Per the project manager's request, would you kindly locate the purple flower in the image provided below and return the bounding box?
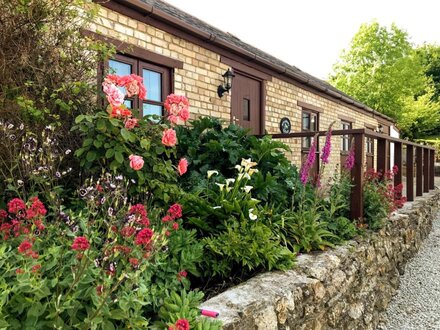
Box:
[300,138,317,185]
[320,127,332,164]
[344,146,355,170]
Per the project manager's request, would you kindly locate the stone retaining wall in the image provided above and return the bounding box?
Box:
[201,190,440,330]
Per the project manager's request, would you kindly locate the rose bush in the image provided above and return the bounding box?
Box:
[73,75,190,204]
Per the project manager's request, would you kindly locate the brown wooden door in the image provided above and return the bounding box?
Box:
[231,72,261,134]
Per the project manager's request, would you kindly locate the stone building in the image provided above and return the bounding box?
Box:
[88,0,395,173]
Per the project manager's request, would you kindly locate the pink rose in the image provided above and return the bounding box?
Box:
[118,74,147,100]
[179,107,190,121]
[104,83,125,107]
[164,94,190,122]
[129,155,144,171]
[162,128,177,147]
[168,114,179,125]
[177,158,188,176]
[125,118,139,129]
[125,81,140,97]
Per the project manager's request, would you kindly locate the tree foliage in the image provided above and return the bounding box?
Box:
[329,22,426,119]
[329,22,440,138]
[416,44,440,102]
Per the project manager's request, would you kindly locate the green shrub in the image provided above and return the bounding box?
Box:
[204,220,295,277]
[320,171,357,242]
[176,117,303,208]
[282,203,336,253]
[182,159,295,279]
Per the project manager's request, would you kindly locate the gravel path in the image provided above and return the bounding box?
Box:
[378,213,440,330]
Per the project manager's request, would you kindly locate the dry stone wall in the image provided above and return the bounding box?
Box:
[201,190,440,330]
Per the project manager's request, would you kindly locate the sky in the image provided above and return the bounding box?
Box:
[164,0,440,80]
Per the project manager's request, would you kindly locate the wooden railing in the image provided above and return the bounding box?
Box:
[265,129,436,222]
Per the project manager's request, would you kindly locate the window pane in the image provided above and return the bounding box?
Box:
[302,113,310,130]
[143,103,162,117]
[124,99,133,109]
[143,69,161,102]
[243,98,250,121]
[311,114,317,131]
[109,60,132,76]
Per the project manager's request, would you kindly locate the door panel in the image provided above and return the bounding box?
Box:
[231,72,261,134]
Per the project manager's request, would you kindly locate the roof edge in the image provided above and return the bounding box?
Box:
[99,0,395,125]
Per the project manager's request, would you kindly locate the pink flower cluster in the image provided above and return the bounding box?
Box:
[299,139,317,185]
[1,197,47,241]
[169,319,190,330]
[165,94,190,125]
[162,203,183,234]
[320,126,332,164]
[72,236,90,251]
[344,145,355,170]
[102,74,146,124]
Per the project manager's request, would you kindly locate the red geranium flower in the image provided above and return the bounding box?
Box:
[31,264,41,273]
[18,240,33,254]
[134,228,153,246]
[0,209,8,222]
[169,319,190,330]
[167,203,182,220]
[7,198,26,215]
[71,236,90,251]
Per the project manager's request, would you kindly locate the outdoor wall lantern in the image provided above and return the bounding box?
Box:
[376,124,384,133]
[217,68,235,97]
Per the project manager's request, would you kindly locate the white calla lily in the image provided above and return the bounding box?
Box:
[207,170,219,179]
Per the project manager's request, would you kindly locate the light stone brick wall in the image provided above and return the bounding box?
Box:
[91,7,384,176]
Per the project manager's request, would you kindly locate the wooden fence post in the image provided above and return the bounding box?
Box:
[406,145,414,201]
[424,148,430,193]
[394,142,402,187]
[377,138,388,176]
[416,147,423,196]
[430,149,435,189]
[350,133,365,222]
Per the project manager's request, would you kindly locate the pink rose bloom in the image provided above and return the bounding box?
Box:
[162,128,177,147]
[125,118,139,129]
[104,83,125,107]
[125,81,140,97]
[177,158,188,176]
[118,74,147,100]
[164,94,181,115]
[164,94,190,120]
[129,155,144,171]
[179,107,190,122]
[168,114,179,125]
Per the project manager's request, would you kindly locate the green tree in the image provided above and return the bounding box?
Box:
[329,22,440,138]
[329,22,426,119]
[416,44,440,102]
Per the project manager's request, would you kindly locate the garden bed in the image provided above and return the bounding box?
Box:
[201,189,440,330]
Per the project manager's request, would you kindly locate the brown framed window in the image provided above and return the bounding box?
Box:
[301,110,319,149]
[366,137,374,154]
[108,54,171,117]
[341,120,352,152]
